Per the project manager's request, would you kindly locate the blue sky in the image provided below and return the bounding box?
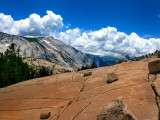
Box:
[0,0,160,57]
[0,0,160,37]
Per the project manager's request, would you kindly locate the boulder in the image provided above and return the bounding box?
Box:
[148,60,160,74]
[40,111,51,119]
[97,99,137,120]
[83,71,92,77]
[107,72,118,83]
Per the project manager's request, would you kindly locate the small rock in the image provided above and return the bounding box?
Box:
[83,71,92,77]
[107,72,118,83]
[148,60,160,74]
[40,111,51,119]
[97,99,137,120]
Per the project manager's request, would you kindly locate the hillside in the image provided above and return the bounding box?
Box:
[0,57,160,120]
[23,58,72,74]
[0,32,105,70]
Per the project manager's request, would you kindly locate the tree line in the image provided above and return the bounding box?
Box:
[0,43,52,88]
[77,62,97,71]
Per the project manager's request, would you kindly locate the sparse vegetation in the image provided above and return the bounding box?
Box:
[24,37,38,42]
[130,50,160,61]
[77,62,97,71]
[156,50,160,58]
[37,66,53,77]
[56,69,72,73]
[157,53,160,58]
[117,59,122,64]
[114,50,160,64]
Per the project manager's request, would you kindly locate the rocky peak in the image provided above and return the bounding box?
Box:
[0,32,105,69]
[120,54,130,61]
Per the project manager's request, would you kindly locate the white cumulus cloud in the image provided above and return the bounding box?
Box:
[1,11,160,58]
[58,26,160,57]
[0,10,63,36]
[58,28,81,45]
[0,14,14,34]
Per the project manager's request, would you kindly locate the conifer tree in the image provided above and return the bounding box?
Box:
[0,43,54,88]
[0,43,36,87]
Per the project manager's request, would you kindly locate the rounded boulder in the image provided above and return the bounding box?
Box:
[148,60,160,74]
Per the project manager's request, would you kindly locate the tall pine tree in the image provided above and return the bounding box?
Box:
[0,43,35,87]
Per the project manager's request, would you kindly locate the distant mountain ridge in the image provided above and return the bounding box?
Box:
[120,55,130,61]
[0,32,106,70]
[92,54,131,66]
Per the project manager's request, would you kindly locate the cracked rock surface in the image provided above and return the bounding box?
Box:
[0,58,160,120]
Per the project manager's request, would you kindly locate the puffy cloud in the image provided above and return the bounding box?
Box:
[58,26,160,57]
[58,28,81,45]
[1,11,160,58]
[0,10,63,36]
[0,14,14,34]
